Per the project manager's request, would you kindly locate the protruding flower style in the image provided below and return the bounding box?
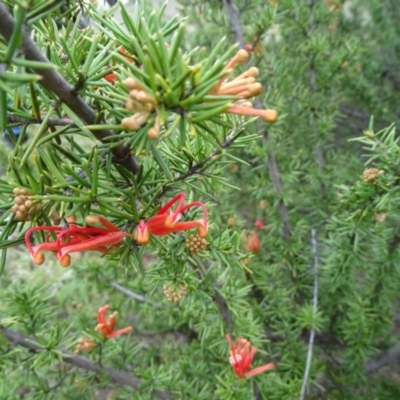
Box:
[243,231,261,252]
[135,193,208,245]
[225,334,275,379]
[95,305,132,339]
[211,50,278,123]
[25,215,134,267]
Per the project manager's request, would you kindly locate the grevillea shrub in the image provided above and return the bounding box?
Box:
[1,1,400,399]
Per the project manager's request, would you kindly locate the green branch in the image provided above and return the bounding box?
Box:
[1,325,171,399]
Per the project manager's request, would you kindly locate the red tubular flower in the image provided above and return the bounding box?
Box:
[95,305,132,339]
[225,334,275,379]
[135,193,208,245]
[243,231,261,252]
[25,215,134,267]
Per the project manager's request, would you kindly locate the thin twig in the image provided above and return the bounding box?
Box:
[7,115,77,127]
[0,3,139,175]
[222,0,245,49]
[1,325,171,399]
[111,282,149,302]
[221,0,291,241]
[307,0,326,198]
[261,125,291,241]
[300,229,319,400]
[111,281,160,308]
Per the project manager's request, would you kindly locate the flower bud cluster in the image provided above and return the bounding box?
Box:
[11,188,41,221]
[363,168,383,183]
[163,283,188,303]
[122,78,160,140]
[185,234,207,254]
[212,50,278,123]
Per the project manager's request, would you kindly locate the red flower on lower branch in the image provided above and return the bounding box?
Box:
[135,193,208,244]
[226,334,275,379]
[95,305,132,339]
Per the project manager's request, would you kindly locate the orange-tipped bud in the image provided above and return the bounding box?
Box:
[121,112,150,131]
[135,91,155,104]
[237,82,263,98]
[224,50,250,71]
[123,77,144,91]
[235,67,259,80]
[121,117,139,130]
[129,90,155,104]
[236,49,249,63]
[125,100,142,112]
[147,126,159,140]
[142,102,154,112]
[245,67,259,78]
[225,104,278,123]
[218,77,257,96]
[129,89,139,99]
[260,109,278,122]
